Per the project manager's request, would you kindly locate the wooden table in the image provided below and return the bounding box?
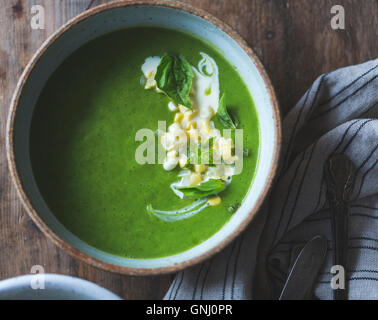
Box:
[0,0,377,299]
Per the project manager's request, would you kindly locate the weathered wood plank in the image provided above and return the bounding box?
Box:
[0,0,377,299]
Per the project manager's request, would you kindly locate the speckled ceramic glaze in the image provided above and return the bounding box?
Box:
[0,274,121,300]
[7,1,281,275]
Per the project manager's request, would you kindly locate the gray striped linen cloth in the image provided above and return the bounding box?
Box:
[164,58,378,300]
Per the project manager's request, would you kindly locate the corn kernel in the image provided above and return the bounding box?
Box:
[189,172,202,186]
[174,113,184,123]
[145,78,156,89]
[179,105,188,113]
[208,196,222,206]
[184,111,194,121]
[186,121,197,130]
[184,109,198,120]
[200,119,212,135]
[160,134,175,151]
[188,128,200,144]
[163,156,178,171]
[167,150,178,159]
[179,155,188,168]
[194,164,207,173]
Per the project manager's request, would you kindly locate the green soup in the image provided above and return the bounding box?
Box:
[30,27,259,259]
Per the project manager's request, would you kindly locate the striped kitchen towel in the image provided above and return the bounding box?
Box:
[165,58,378,300]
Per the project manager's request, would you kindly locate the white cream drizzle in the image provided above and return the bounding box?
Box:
[147,199,209,222]
[191,52,220,117]
[141,56,161,77]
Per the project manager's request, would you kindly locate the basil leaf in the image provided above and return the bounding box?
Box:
[174,179,226,199]
[155,53,194,110]
[217,93,238,129]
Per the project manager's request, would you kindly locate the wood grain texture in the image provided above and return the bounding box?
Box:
[0,0,377,299]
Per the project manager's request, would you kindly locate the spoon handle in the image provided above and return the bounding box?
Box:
[324,154,356,300]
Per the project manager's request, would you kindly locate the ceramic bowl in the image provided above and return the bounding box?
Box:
[0,274,121,300]
[7,0,280,275]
